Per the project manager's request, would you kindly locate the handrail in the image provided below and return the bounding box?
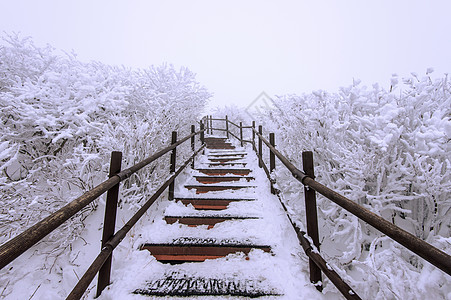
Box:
[251,127,308,182]
[67,144,206,300]
[252,127,451,276]
[210,126,241,141]
[0,129,205,270]
[228,130,240,141]
[298,231,360,299]
[227,119,241,128]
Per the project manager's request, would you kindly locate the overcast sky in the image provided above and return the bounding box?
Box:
[1,0,450,110]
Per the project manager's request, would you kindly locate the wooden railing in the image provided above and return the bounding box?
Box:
[0,122,206,299]
[205,115,451,300]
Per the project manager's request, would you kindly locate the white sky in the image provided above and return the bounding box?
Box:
[1,0,450,110]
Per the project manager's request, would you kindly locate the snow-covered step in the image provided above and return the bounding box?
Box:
[207,149,246,154]
[133,273,281,297]
[204,137,236,149]
[206,144,236,149]
[139,240,271,263]
[208,162,247,167]
[185,184,256,193]
[208,152,247,157]
[208,157,244,163]
[194,175,254,184]
[164,216,260,228]
[196,168,252,176]
[204,137,228,142]
[174,197,256,210]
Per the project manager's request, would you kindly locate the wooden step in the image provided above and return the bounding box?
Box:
[205,137,227,142]
[206,144,236,149]
[208,162,247,167]
[185,185,255,194]
[164,216,259,228]
[194,176,254,184]
[205,138,231,144]
[133,274,280,297]
[207,150,245,154]
[175,197,255,210]
[133,274,281,297]
[208,153,246,157]
[209,157,243,163]
[196,168,251,176]
[140,243,271,263]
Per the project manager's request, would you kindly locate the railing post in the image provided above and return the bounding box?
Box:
[269,133,276,194]
[97,151,122,297]
[252,121,256,152]
[258,125,263,168]
[205,116,209,135]
[200,121,205,144]
[240,122,243,147]
[225,115,229,139]
[302,151,322,291]
[191,125,195,169]
[168,131,177,200]
[210,115,213,135]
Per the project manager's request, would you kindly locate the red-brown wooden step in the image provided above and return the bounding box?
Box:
[205,137,227,141]
[185,185,255,194]
[208,153,246,157]
[204,138,231,145]
[208,163,247,167]
[206,144,236,149]
[140,243,271,263]
[196,169,251,176]
[164,216,259,229]
[175,197,255,210]
[208,157,243,163]
[194,176,254,184]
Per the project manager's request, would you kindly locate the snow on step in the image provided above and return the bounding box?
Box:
[194,175,255,184]
[185,184,256,193]
[196,168,252,176]
[164,215,260,228]
[208,162,247,167]
[174,197,256,210]
[140,241,271,263]
[208,153,247,157]
[133,273,281,297]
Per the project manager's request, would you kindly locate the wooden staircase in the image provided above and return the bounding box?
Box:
[106,136,311,298]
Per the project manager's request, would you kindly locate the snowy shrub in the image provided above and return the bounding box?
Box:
[0,33,210,295]
[257,73,450,298]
